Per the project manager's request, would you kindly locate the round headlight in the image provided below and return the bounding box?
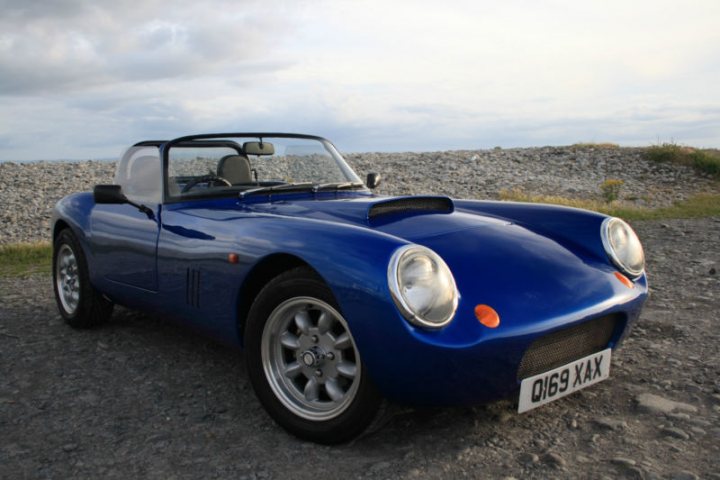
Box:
[601,217,645,277]
[388,245,459,329]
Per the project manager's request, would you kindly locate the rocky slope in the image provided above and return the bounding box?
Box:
[1,146,718,244]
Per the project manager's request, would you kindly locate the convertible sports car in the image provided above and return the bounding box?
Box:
[52,133,648,443]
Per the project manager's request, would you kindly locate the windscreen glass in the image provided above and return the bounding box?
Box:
[166,137,361,199]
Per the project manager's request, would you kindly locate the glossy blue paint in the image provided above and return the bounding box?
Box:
[52,174,648,407]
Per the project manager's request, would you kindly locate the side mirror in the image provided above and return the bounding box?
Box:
[366,172,381,189]
[94,184,127,204]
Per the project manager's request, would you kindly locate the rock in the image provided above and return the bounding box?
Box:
[670,472,699,480]
[661,427,690,440]
[517,452,539,465]
[369,461,391,473]
[542,452,566,468]
[611,457,637,467]
[635,393,698,414]
[593,417,628,431]
[62,443,78,452]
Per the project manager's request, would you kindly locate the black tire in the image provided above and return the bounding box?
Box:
[245,267,382,444]
[52,229,113,328]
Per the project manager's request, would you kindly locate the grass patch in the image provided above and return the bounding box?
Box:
[644,143,720,178]
[498,190,720,221]
[0,242,52,277]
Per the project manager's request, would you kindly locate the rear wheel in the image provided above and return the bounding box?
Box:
[245,267,381,444]
[53,229,113,328]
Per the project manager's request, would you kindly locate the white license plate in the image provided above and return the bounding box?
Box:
[518,348,611,413]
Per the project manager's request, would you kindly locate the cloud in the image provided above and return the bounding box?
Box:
[0,0,294,95]
[0,0,719,161]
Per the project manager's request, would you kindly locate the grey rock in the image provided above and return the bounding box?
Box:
[661,427,690,440]
[593,417,628,431]
[542,452,566,468]
[611,457,637,467]
[369,461,391,473]
[635,393,698,414]
[517,452,539,465]
[670,472,699,480]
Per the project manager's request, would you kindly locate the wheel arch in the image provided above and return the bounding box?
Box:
[237,253,324,346]
[53,219,71,241]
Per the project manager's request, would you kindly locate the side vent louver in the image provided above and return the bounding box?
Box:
[186,268,201,308]
[368,196,454,220]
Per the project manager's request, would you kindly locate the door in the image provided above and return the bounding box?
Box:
[90,147,163,292]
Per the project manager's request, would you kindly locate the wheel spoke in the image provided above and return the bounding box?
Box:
[283,361,303,379]
[317,311,333,334]
[303,377,319,401]
[336,361,357,379]
[280,331,300,350]
[325,378,344,402]
[334,332,352,350]
[294,310,312,335]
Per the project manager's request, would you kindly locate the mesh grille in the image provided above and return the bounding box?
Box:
[517,315,618,380]
[368,197,453,219]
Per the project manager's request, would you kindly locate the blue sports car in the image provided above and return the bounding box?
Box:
[52,133,648,443]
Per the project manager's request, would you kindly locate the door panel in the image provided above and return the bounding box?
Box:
[90,203,161,292]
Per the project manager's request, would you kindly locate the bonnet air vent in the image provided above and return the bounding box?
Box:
[368,196,454,220]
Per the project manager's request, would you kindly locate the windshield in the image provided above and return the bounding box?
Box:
[166,136,362,200]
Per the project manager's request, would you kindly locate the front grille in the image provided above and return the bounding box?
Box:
[517,315,618,380]
[368,197,453,219]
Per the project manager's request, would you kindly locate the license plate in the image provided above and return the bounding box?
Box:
[518,348,611,413]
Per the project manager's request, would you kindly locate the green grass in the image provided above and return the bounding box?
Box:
[498,190,720,221]
[0,242,52,277]
[644,143,720,178]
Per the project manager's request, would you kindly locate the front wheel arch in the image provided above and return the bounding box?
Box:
[237,253,320,346]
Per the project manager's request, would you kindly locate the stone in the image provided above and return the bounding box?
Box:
[611,457,636,467]
[661,427,690,440]
[593,417,628,431]
[542,452,566,468]
[517,452,539,465]
[670,472,699,480]
[635,393,698,414]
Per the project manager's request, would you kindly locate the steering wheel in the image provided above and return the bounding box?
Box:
[181,175,232,193]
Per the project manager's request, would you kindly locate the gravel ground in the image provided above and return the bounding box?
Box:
[1,217,719,479]
[1,146,718,244]
[1,148,719,478]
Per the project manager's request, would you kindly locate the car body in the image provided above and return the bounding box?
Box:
[52,133,648,443]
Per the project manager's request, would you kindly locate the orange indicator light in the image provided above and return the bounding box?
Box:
[228,253,239,264]
[614,271,634,288]
[474,304,500,328]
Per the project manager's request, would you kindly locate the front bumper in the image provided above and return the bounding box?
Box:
[342,274,647,407]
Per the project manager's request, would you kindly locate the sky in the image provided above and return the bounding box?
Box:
[0,0,718,161]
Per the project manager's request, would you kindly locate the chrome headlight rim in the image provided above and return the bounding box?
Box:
[387,244,459,330]
[601,217,645,278]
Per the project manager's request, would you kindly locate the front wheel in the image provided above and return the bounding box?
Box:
[245,267,381,444]
[53,229,113,328]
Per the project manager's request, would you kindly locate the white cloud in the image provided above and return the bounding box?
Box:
[0,0,718,160]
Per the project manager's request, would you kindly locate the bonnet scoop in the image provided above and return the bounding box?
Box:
[367,196,454,221]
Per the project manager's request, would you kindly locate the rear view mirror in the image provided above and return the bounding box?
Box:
[94,184,127,204]
[366,172,381,189]
[243,141,275,156]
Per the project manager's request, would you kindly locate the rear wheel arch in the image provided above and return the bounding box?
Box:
[53,219,71,241]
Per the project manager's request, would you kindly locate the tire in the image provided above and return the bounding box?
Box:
[53,229,113,328]
[245,267,382,444]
